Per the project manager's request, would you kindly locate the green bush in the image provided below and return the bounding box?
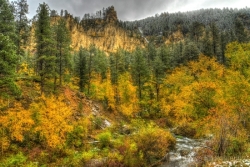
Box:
[67,125,85,148]
[1,152,27,167]
[97,131,112,148]
[226,137,246,156]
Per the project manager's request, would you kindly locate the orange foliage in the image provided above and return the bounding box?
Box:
[31,95,73,148]
[205,100,248,155]
[0,102,34,153]
[117,73,139,117]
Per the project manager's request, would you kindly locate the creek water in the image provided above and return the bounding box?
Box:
[160,136,206,167]
[138,27,149,43]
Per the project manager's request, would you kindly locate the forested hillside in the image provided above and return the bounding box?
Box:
[1,0,250,166]
[122,8,250,37]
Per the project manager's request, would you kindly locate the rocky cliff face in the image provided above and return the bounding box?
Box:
[27,6,145,54]
[69,6,145,53]
[70,23,144,53]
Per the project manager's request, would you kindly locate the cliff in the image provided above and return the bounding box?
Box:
[27,6,145,54]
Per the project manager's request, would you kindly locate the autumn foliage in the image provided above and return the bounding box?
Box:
[3,0,250,165]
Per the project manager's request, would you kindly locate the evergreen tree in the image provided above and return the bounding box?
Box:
[110,50,128,103]
[202,28,213,57]
[54,17,71,90]
[220,31,228,64]
[147,42,157,64]
[152,55,166,101]
[76,47,87,92]
[92,49,108,81]
[190,21,204,44]
[174,41,184,64]
[182,41,200,62]
[0,0,16,41]
[110,50,126,85]
[0,0,20,97]
[159,45,175,69]
[234,18,248,43]
[229,29,237,42]
[35,3,56,95]
[210,22,222,60]
[110,53,119,86]
[12,0,29,56]
[0,34,20,97]
[86,45,95,95]
[131,48,149,100]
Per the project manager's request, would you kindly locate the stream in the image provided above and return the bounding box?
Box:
[138,27,149,43]
[160,136,206,167]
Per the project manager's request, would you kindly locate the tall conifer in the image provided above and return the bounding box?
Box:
[54,17,71,90]
[131,48,149,100]
[35,3,56,94]
[12,0,29,56]
[0,0,20,96]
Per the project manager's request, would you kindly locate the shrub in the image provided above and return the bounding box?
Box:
[1,152,27,167]
[133,126,175,166]
[98,131,112,149]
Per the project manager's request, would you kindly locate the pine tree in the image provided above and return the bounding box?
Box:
[174,41,184,64]
[159,45,173,69]
[12,0,29,56]
[234,18,248,43]
[92,49,108,81]
[0,34,20,97]
[110,50,126,85]
[86,45,95,95]
[131,48,149,100]
[109,50,127,103]
[0,0,20,97]
[54,17,71,91]
[220,31,228,64]
[0,0,16,41]
[109,53,118,86]
[35,3,56,95]
[147,42,157,64]
[182,41,200,63]
[202,28,213,57]
[210,22,222,60]
[190,21,204,44]
[75,47,87,92]
[152,55,166,101]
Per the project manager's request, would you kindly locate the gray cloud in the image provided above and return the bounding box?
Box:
[27,0,249,21]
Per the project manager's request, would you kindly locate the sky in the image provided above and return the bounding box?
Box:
[24,0,249,21]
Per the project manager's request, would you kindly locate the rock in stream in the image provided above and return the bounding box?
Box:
[160,136,206,167]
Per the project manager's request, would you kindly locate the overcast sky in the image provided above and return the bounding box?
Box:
[25,0,249,21]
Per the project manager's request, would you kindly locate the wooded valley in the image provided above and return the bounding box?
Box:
[1,0,250,166]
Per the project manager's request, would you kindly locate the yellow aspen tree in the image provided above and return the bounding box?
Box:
[89,72,105,99]
[31,95,73,148]
[89,72,116,111]
[205,100,247,156]
[225,42,250,77]
[117,73,139,117]
[0,102,34,153]
[161,55,224,129]
[161,66,195,125]
[104,77,116,111]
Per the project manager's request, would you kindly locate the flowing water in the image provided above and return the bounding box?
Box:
[138,27,149,43]
[160,136,206,167]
